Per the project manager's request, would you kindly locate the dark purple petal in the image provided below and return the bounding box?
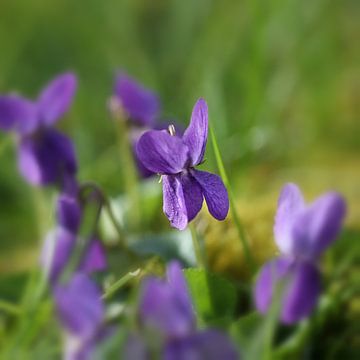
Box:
[17,129,77,186]
[57,194,82,233]
[164,330,238,360]
[274,183,305,256]
[182,98,208,166]
[191,170,229,221]
[179,173,203,222]
[254,257,321,324]
[80,239,107,273]
[0,95,38,135]
[139,276,195,337]
[291,192,346,259]
[55,273,104,339]
[162,175,188,230]
[37,72,77,125]
[41,228,76,283]
[136,130,189,174]
[114,73,160,126]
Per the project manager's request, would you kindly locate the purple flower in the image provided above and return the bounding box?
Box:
[136,99,229,230]
[54,273,105,360]
[41,193,107,284]
[113,73,160,127]
[254,183,346,324]
[139,262,196,338]
[0,73,77,186]
[126,261,238,359]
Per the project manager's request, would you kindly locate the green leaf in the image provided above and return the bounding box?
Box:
[184,268,237,327]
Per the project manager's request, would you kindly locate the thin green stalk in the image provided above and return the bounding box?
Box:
[209,126,256,272]
[189,223,205,268]
[102,269,141,300]
[0,299,21,316]
[110,100,141,230]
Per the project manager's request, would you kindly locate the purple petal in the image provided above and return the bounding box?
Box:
[80,239,107,273]
[274,183,305,256]
[254,257,321,324]
[179,173,203,222]
[166,261,194,319]
[292,192,346,259]
[124,334,148,360]
[136,130,189,174]
[162,175,188,230]
[57,194,82,233]
[17,129,77,186]
[37,72,77,125]
[182,98,208,166]
[114,73,160,126]
[139,277,195,337]
[54,273,104,339]
[41,227,76,283]
[0,95,38,135]
[164,330,238,360]
[191,170,229,221]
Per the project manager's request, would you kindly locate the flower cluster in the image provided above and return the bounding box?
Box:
[0,72,348,359]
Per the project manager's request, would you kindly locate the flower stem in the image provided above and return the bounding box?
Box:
[209,126,256,273]
[102,269,141,300]
[110,102,142,230]
[189,223,205,268]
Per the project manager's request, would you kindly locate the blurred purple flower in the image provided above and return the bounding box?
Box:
[0,73,78,187]
[114,73,160,127]
[42,193,107,284]
[126,261,238,360]
[136,99,229,230]
[54,273,106,360]
[254,183,346,324]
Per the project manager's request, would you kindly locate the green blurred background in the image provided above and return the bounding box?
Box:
[0,0,359,273]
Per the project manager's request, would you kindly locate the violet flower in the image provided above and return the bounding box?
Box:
[125,261,238,360]
[254,183,346,324]
[0,73,77,187]
[42,193,107,284]
[54,273,106,360]
[113,73,160,127]
[136,99,229,230]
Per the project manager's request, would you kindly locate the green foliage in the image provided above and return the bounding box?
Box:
[184,268,237,327]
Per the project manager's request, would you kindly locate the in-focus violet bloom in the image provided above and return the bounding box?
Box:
[254,183,346,324]
[0,73,77,186]
[136,99,229,230]
[41,193,107,284]
[54,273,106,360]
[125,261,238,360]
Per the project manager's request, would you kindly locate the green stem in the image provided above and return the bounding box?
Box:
[189,223,205,268]
[0,299,21,316]
[209,126,256,272]
[102,269,141,300]
[110,101,141,230]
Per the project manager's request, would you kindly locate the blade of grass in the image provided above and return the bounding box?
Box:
[209,126,256,273]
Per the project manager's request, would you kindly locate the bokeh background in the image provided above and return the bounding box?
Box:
[0,0,358,277]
